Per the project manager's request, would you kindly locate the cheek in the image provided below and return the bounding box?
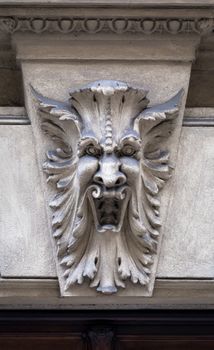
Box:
[77,156,99,187]
[120,157,141,184]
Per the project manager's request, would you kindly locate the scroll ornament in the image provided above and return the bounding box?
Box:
[33,80,183,295]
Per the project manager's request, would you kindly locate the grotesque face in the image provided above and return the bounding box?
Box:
[34,80,182,295]
[77,131,141,233]
[67,80,148,240]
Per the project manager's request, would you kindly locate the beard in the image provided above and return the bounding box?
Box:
[60,182,156,294]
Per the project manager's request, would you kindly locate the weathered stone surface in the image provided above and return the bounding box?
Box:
[20,59,191,297]
[0,0,213,309]
[14,34,199,62]
[31,79,183,296]
[0,106,26,116]
[22,61,190,105]
[0,279,214,308]
[184,107,214,118]
[0,0,214,6]
[157,127,214,278]
[1,124,213,282]
[0,125,56,277]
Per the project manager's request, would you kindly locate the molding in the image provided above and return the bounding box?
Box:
[183,117,214,127]
[1,1,214,7]
[184,107,214,117]
[0,117,30,125]
[0,107,26,115]
[0,16,213,35]
[0,278,213,308]
[1,108,214,126]
[0,107,29,125]
[1,117,214,127]
[183,107,214,126]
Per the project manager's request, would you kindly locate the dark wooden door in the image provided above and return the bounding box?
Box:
[0,310,214,350]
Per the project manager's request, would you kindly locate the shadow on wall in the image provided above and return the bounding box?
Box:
[186,67,214,107]
[0,68,24,106]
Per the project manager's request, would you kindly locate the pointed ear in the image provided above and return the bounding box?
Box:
[134,89,184,133]
[31,85,82,132]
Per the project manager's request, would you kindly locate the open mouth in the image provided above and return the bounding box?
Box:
[88,185,130,232]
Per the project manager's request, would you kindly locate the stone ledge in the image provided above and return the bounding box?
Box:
[0,107,29,124]
[184,108,214,125]
[0,279,213,308]
[1,107,213,126]
[184,107,214,117]
[0,1,214,7]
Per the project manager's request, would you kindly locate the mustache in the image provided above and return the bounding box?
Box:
[87,184,130,200]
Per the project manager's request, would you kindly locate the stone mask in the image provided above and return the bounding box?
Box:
[33,80,183,294]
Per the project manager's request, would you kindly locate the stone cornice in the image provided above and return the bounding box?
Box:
[1,1,214,8]
[0,16,213,35]
[0,278,213,308]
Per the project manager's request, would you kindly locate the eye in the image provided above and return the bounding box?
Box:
[85,144,101,157]
[121,144,136,157]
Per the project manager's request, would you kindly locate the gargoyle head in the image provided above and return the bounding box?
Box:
[33,80,183,294]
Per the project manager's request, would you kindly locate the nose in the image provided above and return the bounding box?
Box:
[93,155,126,188]
[94,173,126,188]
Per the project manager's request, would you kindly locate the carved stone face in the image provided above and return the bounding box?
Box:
[67,80,149,241]
[77,131,141,233]
[33,80,183,295]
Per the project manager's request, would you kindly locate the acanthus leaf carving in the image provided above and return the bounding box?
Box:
[32,80,183,295]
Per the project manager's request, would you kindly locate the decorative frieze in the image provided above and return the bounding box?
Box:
[0,16,213,35]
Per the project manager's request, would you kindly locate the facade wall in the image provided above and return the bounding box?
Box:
[0,1,213,308]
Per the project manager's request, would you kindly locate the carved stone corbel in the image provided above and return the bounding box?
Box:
[32,80,183,296]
